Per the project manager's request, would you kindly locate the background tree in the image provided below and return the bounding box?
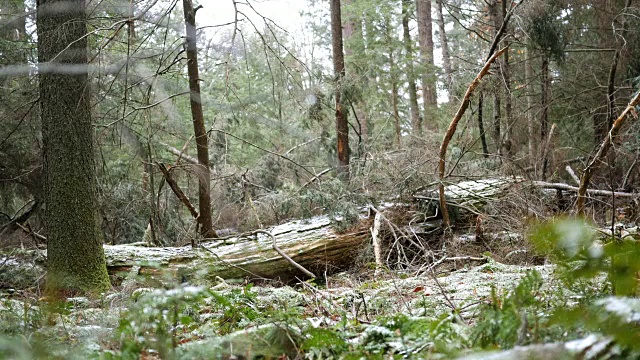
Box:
[416,0,437,131]
[182,0,216,239]
[331,0,349,179]
[37,0,110,294]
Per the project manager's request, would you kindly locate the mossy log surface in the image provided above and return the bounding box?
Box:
[105,216,369,282]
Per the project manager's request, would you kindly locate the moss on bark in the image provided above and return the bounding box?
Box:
[37,0,111,294]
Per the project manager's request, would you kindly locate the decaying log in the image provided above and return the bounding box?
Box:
[416,178,639,221]
[104,216,368,282]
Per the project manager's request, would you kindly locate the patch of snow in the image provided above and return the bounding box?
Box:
[565,334,601,352]
[595,296,640,323]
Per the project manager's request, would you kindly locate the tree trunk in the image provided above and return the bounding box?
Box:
[416,0,437,131]
[392,69,401,147]
[402,0,422,134]
[540,58,550,151]
[37,0,110,294]
[342,0,369,149]
[501,0,513,158]
[182,0,216,239]
[525,47,537,165]
[478,92,489,157]
[331,0,349,180]
[493,89,501,153]
[386,15,401,147]
[489,0,501,153]
[434,0,453,93]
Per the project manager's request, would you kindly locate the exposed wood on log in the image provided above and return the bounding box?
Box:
[577,92,640,214]
[371,212,383,270]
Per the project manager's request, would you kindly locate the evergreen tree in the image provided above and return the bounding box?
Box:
[37,0,111,294]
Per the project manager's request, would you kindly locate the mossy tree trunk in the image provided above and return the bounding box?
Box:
[37,0,110,294]
[331,0,349,180]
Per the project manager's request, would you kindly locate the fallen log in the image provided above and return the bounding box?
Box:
[105,216,369,282]
[414,177,639,220]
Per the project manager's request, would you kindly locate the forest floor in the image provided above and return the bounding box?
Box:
[1,181,640,358]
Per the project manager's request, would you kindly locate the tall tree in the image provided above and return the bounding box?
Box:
[37,0,110,294]
[342,0,369,147]
[182,0,216,238]
[489,0,501,152]
[331,0,349,179]
[501,0,513,157]
[434,0,453,93]
[385,14,401,146]
[416,0,437,131]
[402,0,422,133]
[525,47,536,164]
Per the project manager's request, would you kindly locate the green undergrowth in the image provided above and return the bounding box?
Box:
[2,219,640,358]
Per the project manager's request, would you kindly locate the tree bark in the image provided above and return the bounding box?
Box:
[502,0,513,158]
[386,15,401,147]
[402,0,422,133]
[477,92,489,157]
[392,72,401,147]
[416,0,437,131]
[493,88,501,153]
[434,0,453,93]
[489,0,501,153]
[331,0,349,180]
[525,47,537,165]
[182,0,216,239]
[540,58,550,150]
[37,0,111,294]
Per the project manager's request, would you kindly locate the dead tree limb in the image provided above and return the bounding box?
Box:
[257,229,316,278]
[531,181,638,198]
[438,47,507,229]
[577,92,640,215]
[159,140,198,165]
[157,162,199,219]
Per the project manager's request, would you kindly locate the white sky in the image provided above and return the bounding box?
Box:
[198,0,305,32]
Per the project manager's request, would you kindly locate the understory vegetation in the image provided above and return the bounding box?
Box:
[2,220,640,359]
